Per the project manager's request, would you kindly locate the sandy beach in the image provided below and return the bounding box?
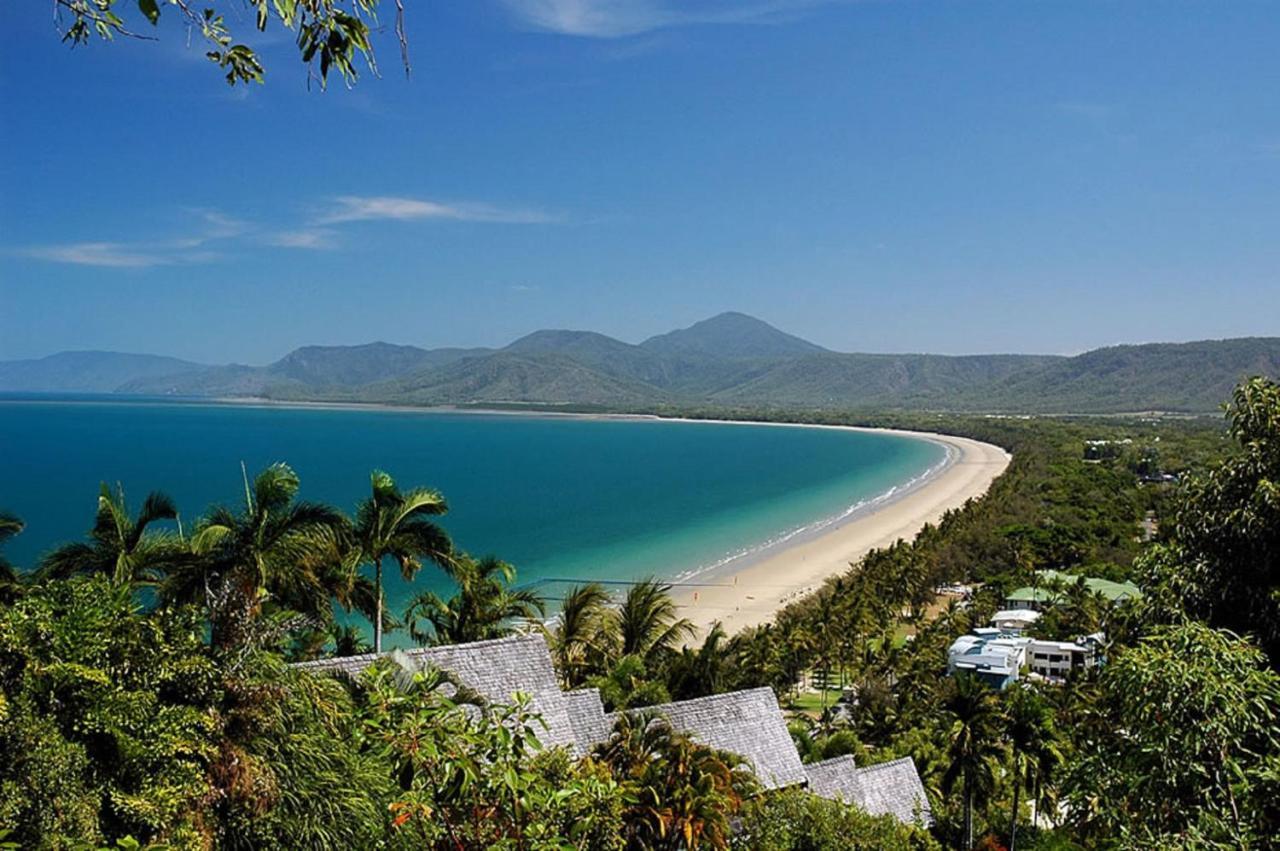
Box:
[669,427,1010,635]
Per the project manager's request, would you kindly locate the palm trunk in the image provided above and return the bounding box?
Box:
[1009,748,1021,851]
[374,556,383,654]
[963,776,973,851]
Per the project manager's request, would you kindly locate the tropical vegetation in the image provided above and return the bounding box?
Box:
[2,377,1280,848]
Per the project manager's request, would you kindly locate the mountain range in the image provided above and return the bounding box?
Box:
[2,312,1277,414]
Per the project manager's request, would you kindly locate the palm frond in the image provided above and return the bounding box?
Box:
[191,522,235,555]
[390,487,448,525]
[37,541,101,580]
[253,462,301,514]
[131,491,179,542]
[0,511,25,543]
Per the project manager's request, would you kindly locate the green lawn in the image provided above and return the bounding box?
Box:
[785,689,845,716]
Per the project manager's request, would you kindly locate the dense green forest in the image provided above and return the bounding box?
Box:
[1,379,1278,849]
[4,313,1278,413]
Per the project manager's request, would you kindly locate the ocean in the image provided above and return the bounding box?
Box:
[0,396,944,634]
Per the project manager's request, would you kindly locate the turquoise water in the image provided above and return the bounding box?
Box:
[0,397,944,631]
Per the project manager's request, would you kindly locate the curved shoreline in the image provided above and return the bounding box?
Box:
[664,424,1010,636]
[2,396,1010,636]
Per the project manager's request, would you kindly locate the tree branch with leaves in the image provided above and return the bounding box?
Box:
[53,0,409,86]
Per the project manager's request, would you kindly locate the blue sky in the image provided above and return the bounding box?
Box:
[3,1,1279,364]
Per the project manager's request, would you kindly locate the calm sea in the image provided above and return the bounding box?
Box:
[0,396,943,634]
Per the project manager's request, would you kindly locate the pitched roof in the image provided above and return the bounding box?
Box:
[1006,570,1141,604]
[293,633,581,752]
[635,687,807,790]
[564,688,613,748]
[804,756,932,826]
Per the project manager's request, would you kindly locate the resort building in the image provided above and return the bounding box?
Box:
[296,633,932,827]
[947,614,1107,688]
[1004,569,1141,612]
[1027,633,1105,682]
[946,627,1031,689]
[990,608,1041,633]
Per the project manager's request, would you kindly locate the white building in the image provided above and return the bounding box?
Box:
[1027,633,1104,682]
[990,608,1041,634]
[947,628,1031,690]
[948,620,1104,689]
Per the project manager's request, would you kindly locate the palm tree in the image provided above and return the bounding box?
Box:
[330,621,373,656]
[613,578,694,668]
[353,470,453,653]
[594,710,754,850]
[163,462,354,649]
[403,555,544,645]
[40,483,185,587]
[1005,687,1063,848]
[734,623,782,692]
[666,622,730,700]
[0,512,25,604]
[942,673,1006,851]
[547,582,613,688]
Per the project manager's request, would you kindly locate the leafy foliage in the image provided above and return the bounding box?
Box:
[594,710,756,850]
[0,514,24,605]
[54,0,400,86]
[0,578,217,847]
[731,787,941,850]
[1064,623,1280,848]
[358,659,626,849]
[1140,377,1280,665]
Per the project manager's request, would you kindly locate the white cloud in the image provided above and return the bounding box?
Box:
[16,208,249,268]
[317,195,558,225]
[20,242,176,269]
[263,228,338,249]
[499,0,839,37]
[12,195,557,269]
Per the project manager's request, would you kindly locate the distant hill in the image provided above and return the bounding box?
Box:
[120,342,494,397]
[271,342,437,387]
[707,352,1063,409]
[974,337,1280,413]
[361,352,670,407]
[0,351,208,393]
[641,312,826,359]
[4,315,1279,413]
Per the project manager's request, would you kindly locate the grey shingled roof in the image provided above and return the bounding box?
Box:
[633,687,807,790]
[804,756,932,826]
[564,688,613,747]
[293,633,580,752]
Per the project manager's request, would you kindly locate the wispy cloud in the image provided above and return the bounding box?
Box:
[14,194,558,268]
[262,228,338,249]
[498,0,841,37]
[16,208,245,268]
[19,242,176,269]
[316,195,559,225]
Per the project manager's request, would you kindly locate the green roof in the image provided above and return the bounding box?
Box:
[1007,570,1141,604]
